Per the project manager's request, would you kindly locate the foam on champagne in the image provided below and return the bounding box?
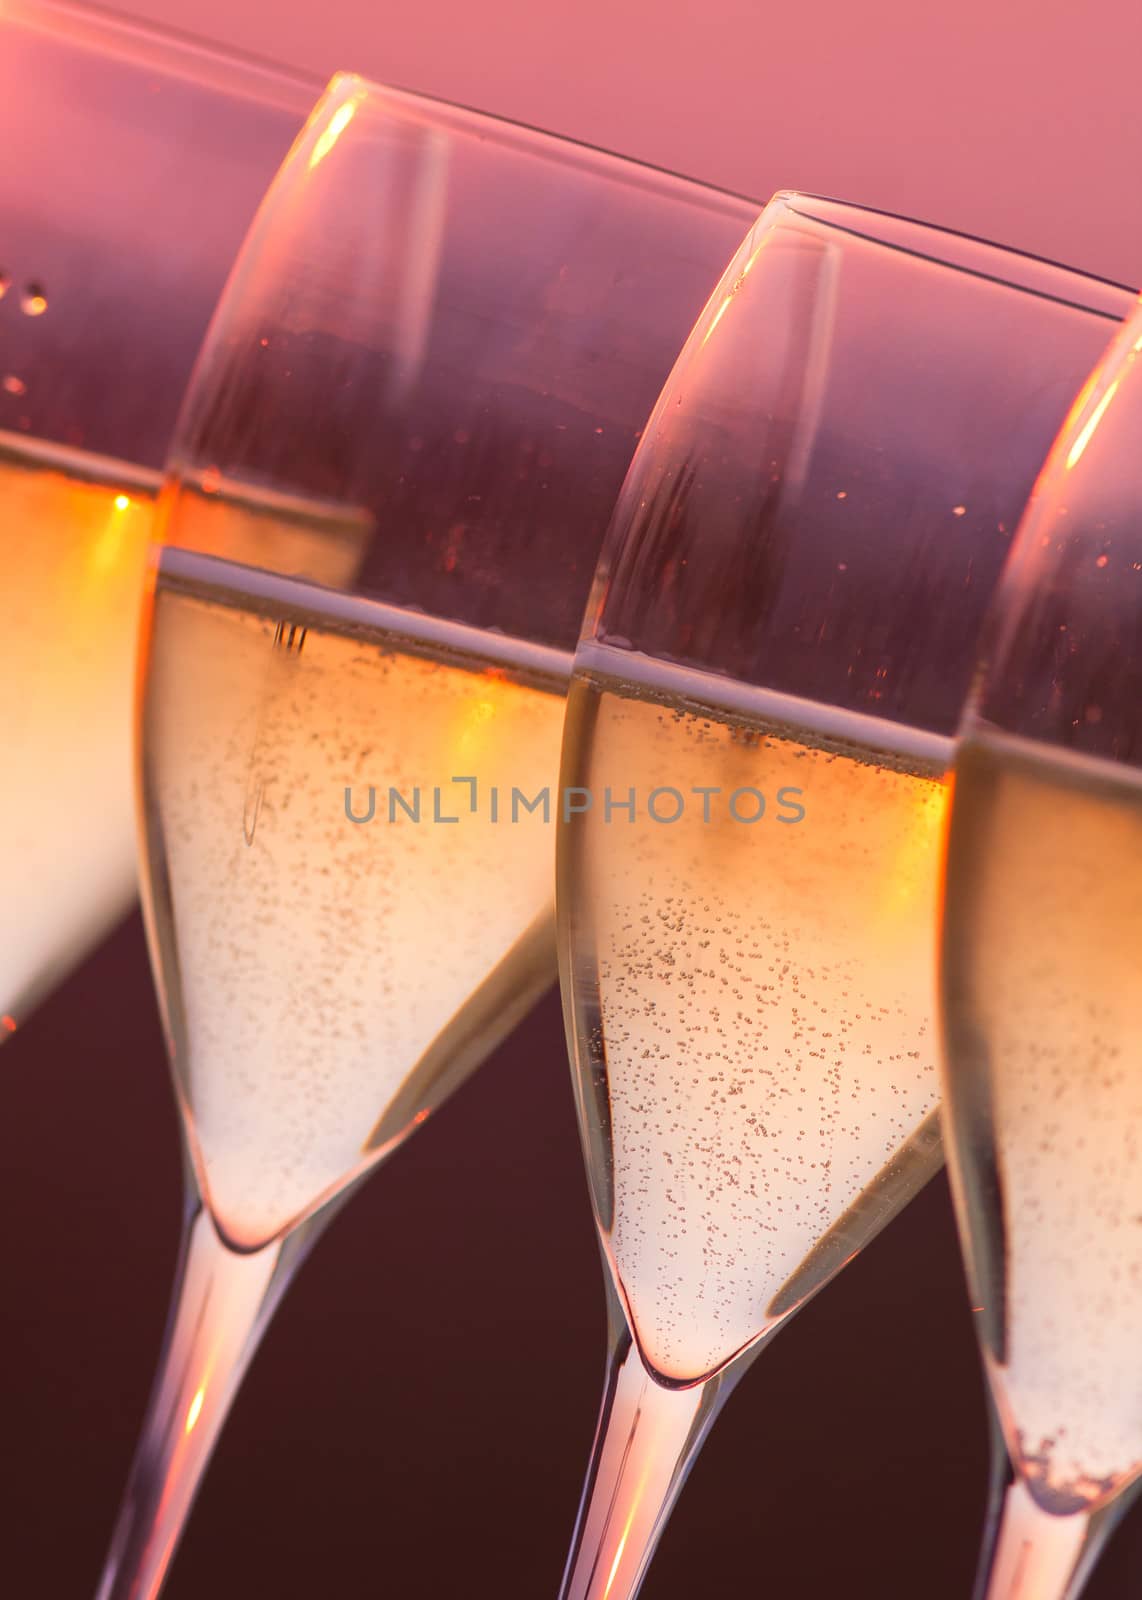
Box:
[143,535,569,1249]
[943,732,1142,1513]
[561,643,951,1381]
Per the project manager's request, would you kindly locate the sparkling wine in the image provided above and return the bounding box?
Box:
[942,731,1142,1514]
[560,643,950,1381]
[142,528,569,1249]
[0,432,158,1031]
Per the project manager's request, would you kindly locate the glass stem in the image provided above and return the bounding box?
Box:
[975,1479,1113,1600]
[558,1321,739,1600]
[95,1193,330,1600]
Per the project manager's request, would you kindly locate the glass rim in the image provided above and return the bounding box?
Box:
[7,0,320,106]
[7,4,760,217]
[13,4,1130,312]
[773,190,1134,320]
[8,3,764,216]
[315,69,761,218]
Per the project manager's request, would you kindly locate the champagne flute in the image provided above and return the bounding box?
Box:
[96,74,759,1600]
[555,194,1135,1600]
[0,0,317,1034]
[940,295,1142,1599]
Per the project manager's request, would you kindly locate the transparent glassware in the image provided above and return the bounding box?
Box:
[0,0,317,1035]
[95,73,760,1600]
[940,295,1142,1600]
[554,194,1135,1600]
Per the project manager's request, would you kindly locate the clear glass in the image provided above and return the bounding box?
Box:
[97,73,760,1599]
[555,193,1135,1600]
[0,0,317,1035]
[940,294,1142,1600]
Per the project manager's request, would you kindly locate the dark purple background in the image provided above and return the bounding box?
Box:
[2,917,1141,1597]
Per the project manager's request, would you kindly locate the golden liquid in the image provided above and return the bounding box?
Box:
[143,542,569,1249]
[942,732,1142,1513]
[560,645,950,1381]
[0,432,157,1029]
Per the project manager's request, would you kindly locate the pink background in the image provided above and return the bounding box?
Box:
[127,0,1142,287]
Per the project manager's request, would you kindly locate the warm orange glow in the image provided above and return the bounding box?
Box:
[453,687,503,760]
[1,1014,15,1034]
[603,1531,630,1597]
[184,1385,206,1435]
[699,238,764,351]
[601,1449,659,1597]
[699,293,733,349]
[1,374,26,396]
[1057,364,1104,448]
[88,507,130,577]
[1065,380,1120,472]
[20,289,48,317]
[309,100,357,171]
[933,767,957,932]
[115,493,131,511]
[875,775,951,928]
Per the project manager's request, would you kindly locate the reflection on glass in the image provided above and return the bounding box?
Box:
[554,194,1134,1600]
[93,73,761,1600]
[0,0,315,1028]
[941,296,1142,1600]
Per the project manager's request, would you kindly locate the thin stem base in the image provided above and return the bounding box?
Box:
[976,1479,1115,1600]
[95,1198,327,1600]
[559,1330,739,1600]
